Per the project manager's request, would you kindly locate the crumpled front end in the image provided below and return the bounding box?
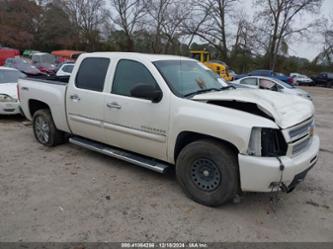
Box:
[239,117,320,192]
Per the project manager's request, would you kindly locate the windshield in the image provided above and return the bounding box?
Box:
[154,60,223,97]
[275,79,295,89]
[0,70,26,84]
[33,54,56,64]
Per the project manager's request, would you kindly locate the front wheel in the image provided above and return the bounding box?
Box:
[33,109,65,147]
[176,139,239,207]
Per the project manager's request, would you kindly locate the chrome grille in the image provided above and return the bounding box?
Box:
[284,118,315,156]
[288,119,313,141]
[292,137,311,155]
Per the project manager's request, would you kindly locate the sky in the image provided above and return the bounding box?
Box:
[238,0,333,61]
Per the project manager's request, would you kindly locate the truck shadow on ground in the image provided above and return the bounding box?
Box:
[81,147,288,211]
[0,114,25,123]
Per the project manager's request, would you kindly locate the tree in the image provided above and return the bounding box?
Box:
[109,0,145,51]
[184,0,239,63]
[142,0,190,54]
[62,0,108,50]
[34,2,77,51]
[255,0,322,70]
[0,0,41,49]
[314,15,333,66]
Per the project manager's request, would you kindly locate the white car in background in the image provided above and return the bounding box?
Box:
[56,63,74,77]
[290,73,314,86]
[232,76,312,100]
[0,67,26,115]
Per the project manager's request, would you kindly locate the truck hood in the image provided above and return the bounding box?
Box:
[0,83,18,99]
[192,89,314,129]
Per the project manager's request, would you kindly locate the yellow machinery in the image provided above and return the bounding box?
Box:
[191,50,233,81]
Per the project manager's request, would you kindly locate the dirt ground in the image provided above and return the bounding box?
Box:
[0,87,332,242]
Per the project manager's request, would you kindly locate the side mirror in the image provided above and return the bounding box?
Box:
[130,84,163,103]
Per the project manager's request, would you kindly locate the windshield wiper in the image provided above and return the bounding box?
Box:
[184,88,223,97]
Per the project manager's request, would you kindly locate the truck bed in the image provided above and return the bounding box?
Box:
[18,77,70,133]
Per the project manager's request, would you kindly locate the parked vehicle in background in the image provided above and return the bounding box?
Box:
[32,52,57,75]
[191,50,233,81]
[228,69,237,79]
[311,72,333,88]
[0,48,20,66]
[5,57,44,76]
[232,76,312,100]
[0,67,26,115]
[22,50,40,59]
[290,73,314,86]
[56,62,74,77]
[235,69,294,85]
[52,50,84,63]
[18,52,319,207]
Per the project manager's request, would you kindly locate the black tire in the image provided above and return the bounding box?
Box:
[32,109,65,147]
[176,139,239,207]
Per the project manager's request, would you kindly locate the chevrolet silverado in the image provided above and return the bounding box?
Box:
[18,52,320,206]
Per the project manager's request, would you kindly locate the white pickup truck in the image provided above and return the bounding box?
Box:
[18,52,320,206]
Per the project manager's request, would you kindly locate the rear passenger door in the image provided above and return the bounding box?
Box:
[66,57,110,143]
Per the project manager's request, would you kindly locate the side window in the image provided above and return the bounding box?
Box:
[75,58,110,92]
[259,79,275,89]
[240,78,257,86]
[63,65,74,73]
[112,59,159,97]
[192,53,201,61]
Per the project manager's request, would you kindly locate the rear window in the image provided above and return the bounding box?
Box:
[63,65,74,73]
[75,58,110,92]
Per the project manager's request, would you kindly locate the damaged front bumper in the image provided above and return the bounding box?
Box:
[238,135,320,192]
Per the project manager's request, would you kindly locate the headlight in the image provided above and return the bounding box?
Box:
[248,127,287,157]
[0,94,16,103]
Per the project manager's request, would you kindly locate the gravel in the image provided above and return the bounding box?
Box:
[0,87,332,242]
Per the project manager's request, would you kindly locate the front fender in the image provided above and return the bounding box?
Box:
[167,98,278,163]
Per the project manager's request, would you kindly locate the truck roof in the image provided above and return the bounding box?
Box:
[82,52,195,62]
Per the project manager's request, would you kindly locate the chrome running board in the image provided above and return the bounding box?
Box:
[69,136,170,174]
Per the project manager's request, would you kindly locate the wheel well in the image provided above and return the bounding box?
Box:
[29,100,50,117]
[174,131,239,162]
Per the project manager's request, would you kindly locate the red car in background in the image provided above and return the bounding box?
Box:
[0,48,20,66]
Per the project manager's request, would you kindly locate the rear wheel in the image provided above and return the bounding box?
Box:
[176,139,239,207]
[33,109,65,146]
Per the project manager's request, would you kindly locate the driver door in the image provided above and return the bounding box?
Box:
[104,59,170,161]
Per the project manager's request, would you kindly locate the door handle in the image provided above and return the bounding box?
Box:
[107,102,121,109]
[70,94,81,101]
